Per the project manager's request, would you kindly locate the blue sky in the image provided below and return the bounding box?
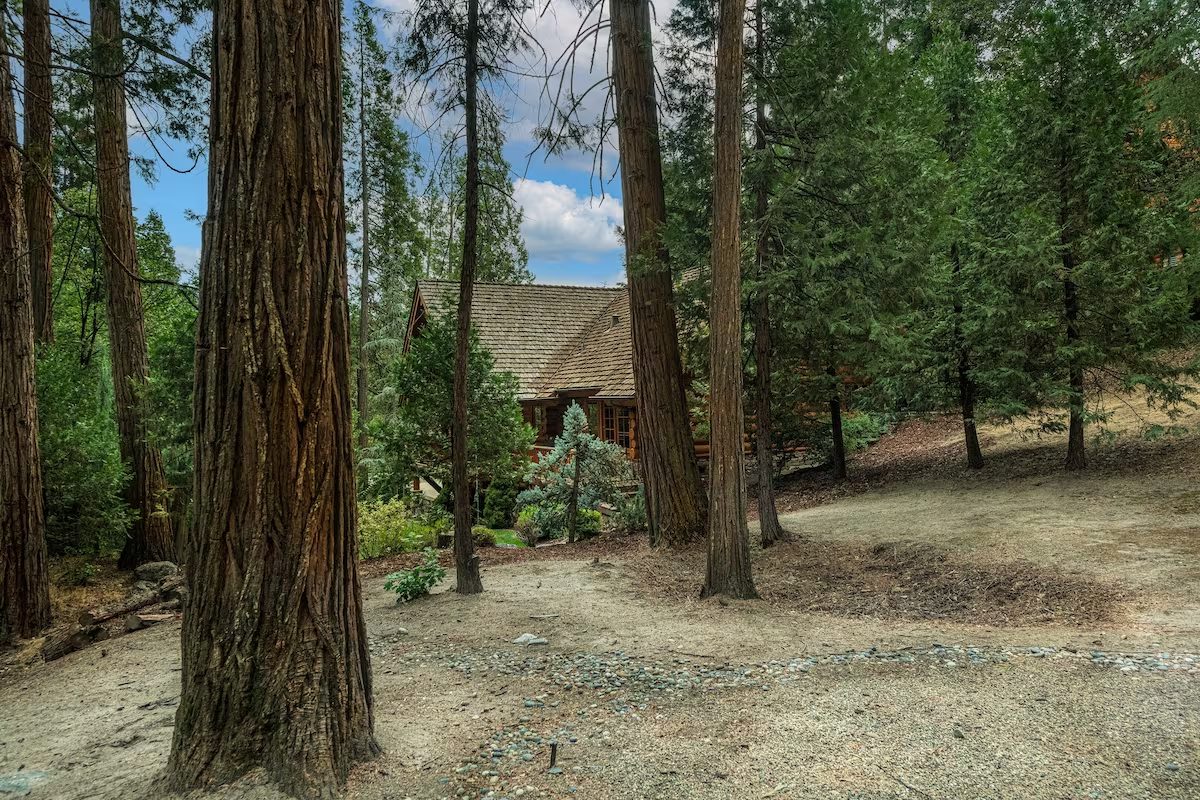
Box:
[125,0,634,288]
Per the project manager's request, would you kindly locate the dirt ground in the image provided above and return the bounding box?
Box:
[4,405,1200,799]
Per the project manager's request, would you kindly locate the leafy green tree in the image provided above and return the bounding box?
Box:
[990,1,1199,468]
[369,315,533,499]
[518,403,632,542]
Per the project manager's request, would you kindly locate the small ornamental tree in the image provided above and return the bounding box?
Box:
[370,314,533,501]
[518,403,633,542]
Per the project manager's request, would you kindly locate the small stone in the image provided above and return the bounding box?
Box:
[1167,762,1181,772]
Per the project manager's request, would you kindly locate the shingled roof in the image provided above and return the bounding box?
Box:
[405,280,634,400]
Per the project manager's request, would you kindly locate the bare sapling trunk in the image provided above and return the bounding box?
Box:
[702,0,757,600]
[0,24,51,642]
[951,242,984,469]
[357,42,371,484]
[752,0,786,548]
[1064,252,1086,470]
[91,0,176,568]
[1059,145,1085,471]
[610,0,708,548]
[452,0,484,594]
[828,367,847,481]
[23,0,53,343]
[165,0,380,791]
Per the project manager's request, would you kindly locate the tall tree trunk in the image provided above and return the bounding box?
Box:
[0,26,51,642]
[752,0,785,548]
[90,0,176,568]
[951,241,984,469]
[23,0,53,343]
[828,367,847,481]
[703,0,757,600]
[357,43,371,483]
[610,0,708,548]
[452,0,483,594]
[165,0,380,790]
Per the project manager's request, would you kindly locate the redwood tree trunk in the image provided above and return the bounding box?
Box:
[357,41,371,481]
[91,0,176,568]
[610,0,708,548]
[703,0,756,600]
[828,368,847,481]
[951,241,984,469]
[164,0,380,792]
[752,0,785,548]
[0,27,51,642]
[452,0,484,594]
[23,0,53,343]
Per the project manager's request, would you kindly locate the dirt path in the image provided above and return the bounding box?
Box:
[4,425,1200,799]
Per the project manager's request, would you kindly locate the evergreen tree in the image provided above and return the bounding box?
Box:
[993,1,1199,468]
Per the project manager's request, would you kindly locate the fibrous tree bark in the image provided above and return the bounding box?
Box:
[451,0,484,594]
[0,23,51,643]
[702,0,757,600]
[751,0,786,548]
[23,0,53,343]
[90,0,176,568]
[610,0,708,548]
[164,0,380,791]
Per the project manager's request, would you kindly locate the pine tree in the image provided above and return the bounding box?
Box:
[90,0,176,567]
[994,1,1199,469]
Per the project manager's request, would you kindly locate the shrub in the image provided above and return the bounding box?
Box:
[609,487,648,533]
[472,525,496,548]
[576,509,602,538]
[59,560,98,587]
[481,468,523,529]
[515,503,599,544]
[358,498,449,559]
[383,549,446,602]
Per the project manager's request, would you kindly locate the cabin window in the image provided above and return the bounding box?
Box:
[533,405,545,437]
[585,402,600,433]
[603,405,634,449]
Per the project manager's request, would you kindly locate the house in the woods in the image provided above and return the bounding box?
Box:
[403,280,644,459]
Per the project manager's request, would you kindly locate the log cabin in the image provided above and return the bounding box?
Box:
[403,280,645,460]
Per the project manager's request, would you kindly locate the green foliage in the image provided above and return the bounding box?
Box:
[358,498,450,559]
[58,560,98,588]
[518,403,633,515]
[471,525,496,548]
[368,315,535,497]
[481,466,524,529]
[383,549,446,602]
[609,487,649,534]
[514,503,600,544]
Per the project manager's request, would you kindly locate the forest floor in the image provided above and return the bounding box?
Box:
[4,398,1200,799]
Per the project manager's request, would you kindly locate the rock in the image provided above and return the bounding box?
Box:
[1167,762,1180,772]
[513,633,548,646]
[0,770,50,797]
[134,561,179,583]
[952,727,965,739]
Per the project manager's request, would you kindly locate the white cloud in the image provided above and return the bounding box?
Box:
[513,178,623,264]
[174,244,201,275]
